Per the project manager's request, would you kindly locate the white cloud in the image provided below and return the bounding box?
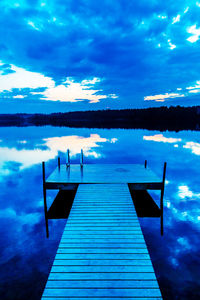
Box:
[183,141,200,155]
[144,92,184,102]
[172,14,181,24]
[27,21,40,31]
[178,185,200,199]
[143,134,182,143]
[189,89,200,93]
[178,185,193,199]
[187,25,200,43]
[168,39,176,50]
[41,78,111,103]
[0,62,117,103]
[110,138,118,143]
[81,78,101,85]
[18,140,27,144]
[0,147,54,170]
[158,15,167,19]
[13,95,26,99]
[0,62,54,92]
[186,81,200,92]
[43,134,114,157]
[0,134,118,172]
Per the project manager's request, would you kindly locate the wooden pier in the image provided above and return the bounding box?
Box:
[42,161,166,299]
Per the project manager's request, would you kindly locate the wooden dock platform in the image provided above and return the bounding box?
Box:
[42,183,163,299]
[45,164,162,187]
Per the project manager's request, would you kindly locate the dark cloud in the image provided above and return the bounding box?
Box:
[0,0,200,112]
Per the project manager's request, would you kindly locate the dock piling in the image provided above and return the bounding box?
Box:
[80,149,83,168]
[66,149,70,168]
[160,162,167,236]
[58,157,60,170]
[42,161,49,238]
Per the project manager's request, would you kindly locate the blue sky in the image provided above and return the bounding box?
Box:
[1,0,200,113]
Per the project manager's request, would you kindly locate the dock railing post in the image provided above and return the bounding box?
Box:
[66,149,70,168]
[42,161,49,238]
[145,160,147,168]
[80,149,83,168]
[160,162,167,236]
[58,157,60,170]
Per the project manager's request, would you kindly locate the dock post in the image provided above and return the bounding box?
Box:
[42,162,49,238]
[58,157,60,170]
[66,149,70,168]
[80,149,83,168]
[145,160,147,168]
[160,162,167,236]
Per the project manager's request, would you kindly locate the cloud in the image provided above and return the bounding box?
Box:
[1,0,200,111]
[188,89,200,93]
[0,133,118,170]
[187,25,200,43]
[144,93,185,102]
[186,80,200,91]
[143,134,182,143]
[178,185,200,200]
[0,63,54,92]
[0,62,117,103]
[183,141,200,155]
[41,78,117,103]
[13,95,26,99]
[43,134,111,157]
[172,14,181,24]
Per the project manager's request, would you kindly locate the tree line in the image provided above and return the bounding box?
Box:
[0,105,200,131]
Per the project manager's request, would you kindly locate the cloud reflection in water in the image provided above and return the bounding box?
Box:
[0,127,200,299]
[0,133,118,175]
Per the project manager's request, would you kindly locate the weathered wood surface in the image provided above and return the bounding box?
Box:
[42,184,162,299]
[46,164,161,185]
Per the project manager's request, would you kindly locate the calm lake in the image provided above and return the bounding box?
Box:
[0,126,200,300]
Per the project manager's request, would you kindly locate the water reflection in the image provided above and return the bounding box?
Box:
[44,134,117,158]
[143,133,182,144]
[0,127,200,299]
[183,141,200,155]
[0,131,118,174]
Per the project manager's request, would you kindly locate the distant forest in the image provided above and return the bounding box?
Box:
[0,105,200,131]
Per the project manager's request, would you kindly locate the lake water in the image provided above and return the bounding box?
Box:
[0,126,200,299]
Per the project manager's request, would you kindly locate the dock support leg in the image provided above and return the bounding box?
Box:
[58,157,60,170]
[42,162,49,238]
[80,149,83,168]
[66,149,70,168]
[44,187,49,238]
[160,187,164,236]
[160,162,167,236]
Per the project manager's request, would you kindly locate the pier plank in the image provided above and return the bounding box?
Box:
[42,183,162,299]
[43,298,162,300]
[46,280,159,288]
[48,272,157,281]
[43,288,161,297]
